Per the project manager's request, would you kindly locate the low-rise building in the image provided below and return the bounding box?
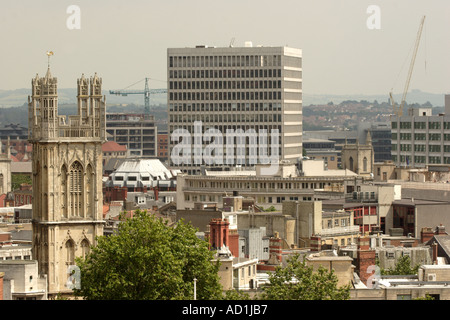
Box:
[176,160,358,211]
[305,252,355,288]
[214,247,259,292]
[0,260,47,300]
[102,140,127,168]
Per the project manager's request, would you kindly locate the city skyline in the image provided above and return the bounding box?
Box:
[0,0,449,96]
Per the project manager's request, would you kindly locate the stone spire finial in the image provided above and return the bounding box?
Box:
[366,130,372,146]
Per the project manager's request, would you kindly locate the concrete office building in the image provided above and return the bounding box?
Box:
[357,122,392,163]
[167,43,302,174]
[106,113,157,158]
[391,95,450,168]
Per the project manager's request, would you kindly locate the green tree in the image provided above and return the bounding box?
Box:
[264,206,277,212]
[11,174,32,191]
[380,255,420,276]
[260,254,350,300]
[74,210,223,300]
[223,289,251,300]
[414,293,435,300]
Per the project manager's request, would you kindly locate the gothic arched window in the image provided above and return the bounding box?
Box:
[363,157,368,172]
[69,161,83,217]
[65,239,75,266]
[80,239,90,259]
[61,165,68,218]
[86,164,94,218]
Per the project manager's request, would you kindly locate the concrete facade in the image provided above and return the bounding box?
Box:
[391,102,450,168]
[106,113,157,158]
[167,45,302,174]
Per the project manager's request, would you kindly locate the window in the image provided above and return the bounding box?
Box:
[65,240,75,265]
[429,122,441,130]
[400,122,411,129]
[429,145,441,153]
[69,161,83,217]
[429,156,441,164]
[81,239,90,259]
[414,122,426,129]
[429,133,441,141]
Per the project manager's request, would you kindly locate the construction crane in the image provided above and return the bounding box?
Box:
[109,78,167,115]
[390,15,426,117]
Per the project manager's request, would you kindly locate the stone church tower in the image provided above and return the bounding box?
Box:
[0,138,11,195]
[341,131,374,178]
[28,66,106,297]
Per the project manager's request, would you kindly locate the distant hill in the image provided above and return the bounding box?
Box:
[0,88,167,108]
[303,90,446,107]
[0,87,445,108]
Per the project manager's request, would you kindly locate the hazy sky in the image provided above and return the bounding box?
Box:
[0,0,449,96]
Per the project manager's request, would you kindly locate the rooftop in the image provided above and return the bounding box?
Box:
[102,141,127,152]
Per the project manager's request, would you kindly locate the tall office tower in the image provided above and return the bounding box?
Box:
[28,67,106,297]
[106,113,157,157]
[391,97,450,168]
[167,44,302,174]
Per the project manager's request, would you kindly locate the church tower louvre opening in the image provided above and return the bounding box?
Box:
[28,62,106,298]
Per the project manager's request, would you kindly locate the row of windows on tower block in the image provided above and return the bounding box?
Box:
[168,124,282,135]
[393,121,450,130]
[169,102,282,112]
[169,90,283,101]
[169,55,283,69]
[170,79,284,90]
[169,68,284,79]
[392,144,450,152]
[170,113,282,123]
[392,133,450,141]
[392,155,450,164]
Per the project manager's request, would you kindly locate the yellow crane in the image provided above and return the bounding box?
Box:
[390,15,426,117]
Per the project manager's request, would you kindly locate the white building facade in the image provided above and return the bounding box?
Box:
[167,44,302,174]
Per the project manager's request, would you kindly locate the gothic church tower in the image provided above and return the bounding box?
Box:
[28,65,106,297]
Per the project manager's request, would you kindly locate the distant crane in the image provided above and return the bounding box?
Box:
[109,78,167,115]
[390,15,426,117]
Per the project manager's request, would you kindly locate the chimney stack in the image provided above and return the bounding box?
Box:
[356,236,376,287]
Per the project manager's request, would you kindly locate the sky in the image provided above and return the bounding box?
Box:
[0,0,449,96]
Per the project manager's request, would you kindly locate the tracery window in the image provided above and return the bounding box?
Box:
[69,161,83,217]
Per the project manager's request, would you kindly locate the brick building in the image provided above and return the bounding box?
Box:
[355,236,376,287]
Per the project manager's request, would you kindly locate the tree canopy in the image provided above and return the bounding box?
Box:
[260,254,350,300]
[379,255,420,276]
[74,210,222,300]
